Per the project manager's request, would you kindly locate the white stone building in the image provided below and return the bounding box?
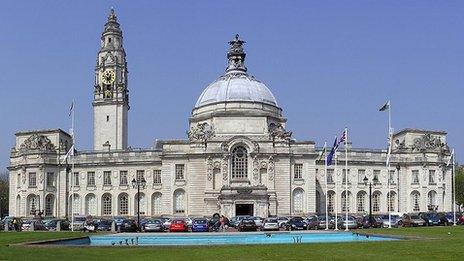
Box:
[8,10,454,219]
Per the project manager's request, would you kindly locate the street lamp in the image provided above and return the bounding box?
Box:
[363,175,378,227]
[131,176,146,232]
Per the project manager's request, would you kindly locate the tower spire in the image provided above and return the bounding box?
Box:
[226,34,247,73]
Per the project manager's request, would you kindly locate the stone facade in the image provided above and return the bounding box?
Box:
[8,10,453,219]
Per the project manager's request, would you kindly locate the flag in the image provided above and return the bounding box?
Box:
[447,149,454,167]
[317,142,327,161]
[69,101,74,116]
[339,129,347,144]
[326,137,337,166]
[379,100,390,111]
[61,144,74,164]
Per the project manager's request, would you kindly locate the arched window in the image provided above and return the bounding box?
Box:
[259,168,267,185]
[16,195,21,216]
[231,146,248,179]
[102,194,112,216]
[152,193,162,215]
[173,189,185,214]
[27,194,37,216]
[327,191,335,213]
[411,191,420,212]
[45,194,54,216]
[135,193,146,215]
[372,192,381,213]
[118,193,129,215]
[213,168,221,190]
[428,190,437,210]
[341,191,351,212]
[357,191,367,213]
[69,194,81,216]
[387,191,396,212]
[293,188,304,213]
[85,194,97,216]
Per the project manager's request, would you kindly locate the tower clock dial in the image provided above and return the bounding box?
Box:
[101,70,116,85]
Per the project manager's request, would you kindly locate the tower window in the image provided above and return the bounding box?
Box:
[106,115,109,122]
[108,37,112,43]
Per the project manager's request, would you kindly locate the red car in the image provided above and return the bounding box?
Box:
[169,219,188,232]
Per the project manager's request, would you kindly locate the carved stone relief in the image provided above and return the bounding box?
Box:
[268,156,275,181]
[19,134,56,152]
[222,155,229,181]
[207,157,213,181]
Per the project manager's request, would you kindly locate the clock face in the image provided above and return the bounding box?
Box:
[101,70,116,85]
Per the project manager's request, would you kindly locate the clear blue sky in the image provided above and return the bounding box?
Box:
[1,1,463,170]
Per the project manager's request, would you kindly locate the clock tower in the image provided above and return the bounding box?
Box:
[93,9,129,150]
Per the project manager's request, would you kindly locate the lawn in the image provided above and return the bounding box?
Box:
[0,227,463,260]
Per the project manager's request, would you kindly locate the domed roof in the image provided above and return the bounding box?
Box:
[194,34,279,109]
[195,73,278,108]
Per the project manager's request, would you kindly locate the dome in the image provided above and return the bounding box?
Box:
[195,73,278,108]
[194,34,279,109]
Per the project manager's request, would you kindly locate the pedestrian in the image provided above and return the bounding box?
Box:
[12,218,17,231]
[219,215,225,232]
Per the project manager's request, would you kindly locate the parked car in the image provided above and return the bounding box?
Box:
[144,219,165,232]
[184,217,193,229]
[401,214,426,227]
[230,216,250,228]
[277,216,289,228]
[419,212,441,226]
[438,212,455,226]
[163,218,172,230]
[381,215,402,228]
[361,216,382,228]
[120,219,138,232]
[317,216,335,229]
[72,215,87,231]
[96,219,113,231]
[304,216,320,230]
[22,219,47,231]
[262,218,280,231]
[285,217,307,231]
[252,217,264,229]
[44,219,71,231]
[237,218,258,232]
[338,216,358,229]
[458,214,464,225]
[170,219,188,232]
[192,218,209,232]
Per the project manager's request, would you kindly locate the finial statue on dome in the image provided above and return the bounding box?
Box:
[226,34,247,73]
[108,7,118,22]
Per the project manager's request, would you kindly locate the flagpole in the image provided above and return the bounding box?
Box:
[388,101,392,229]
[334,137,338,231]
[324,141,328,230]
[452,150,456,226]
[344,128,348,231]
[71,100,75,232]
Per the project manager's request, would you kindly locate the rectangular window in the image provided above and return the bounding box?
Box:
[28,172,37,188]
[373,170,381,184]
[87,172,96,187]
[342,169,350,183]
[294,164,303,179]
[153,170,161,184]
[412,170,419,184]
[136,170,145,182]
[429,170,436,184]
[73,172,79,187]
[327,169,334,183]
[17,173,21,188]
[103,171,112,186]
[358,169,365,183]
[46,172,54,187]
[119,171,128,185]
[389,170,396,184]
[175,164,184,180]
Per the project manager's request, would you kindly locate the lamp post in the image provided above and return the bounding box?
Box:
[131,176,146,232]
[364,175,378,227]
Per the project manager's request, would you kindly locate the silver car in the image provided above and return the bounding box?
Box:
[252,216,264,228]
[262,218,280,231]
[338,216,358,229]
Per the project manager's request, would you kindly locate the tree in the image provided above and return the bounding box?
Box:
[455,166,464,209]
[0,171,8,218]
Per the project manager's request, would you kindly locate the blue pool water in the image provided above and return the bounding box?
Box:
[73,232,397,246]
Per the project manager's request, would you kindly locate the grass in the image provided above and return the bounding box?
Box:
[0,227,463,260]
